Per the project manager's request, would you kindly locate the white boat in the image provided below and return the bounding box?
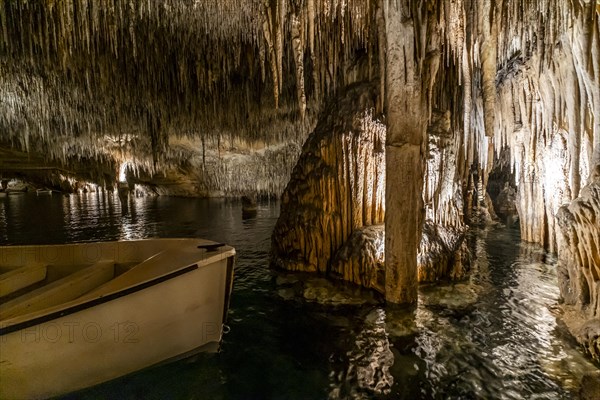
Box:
[35,189,53,195]
[0,238,235,399]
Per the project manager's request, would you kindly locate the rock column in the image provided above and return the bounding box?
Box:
[383,0,426,305]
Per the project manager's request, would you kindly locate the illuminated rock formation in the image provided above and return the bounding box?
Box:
[271,82,385,274]
[272,83,469,289]
[557,167,600,362]
[328,221,469,294]
[329,225,385,294]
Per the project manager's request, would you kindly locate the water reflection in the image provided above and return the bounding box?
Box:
[420,228,595,398]
[329,308,394,399]
[327,226,597,399]
[0,197,7,242]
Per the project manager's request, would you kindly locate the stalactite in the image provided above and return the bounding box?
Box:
[291,13,307,118]
[277,0,285,95]
[1,0,381,173]
[376,0,386,114]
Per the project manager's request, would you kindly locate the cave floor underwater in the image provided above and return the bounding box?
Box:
[1,192,598,399]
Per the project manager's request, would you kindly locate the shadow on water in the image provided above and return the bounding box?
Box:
[1,194,597,399]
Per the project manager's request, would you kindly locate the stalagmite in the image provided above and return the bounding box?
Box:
[273,85,468,290]
[272,83,385,274]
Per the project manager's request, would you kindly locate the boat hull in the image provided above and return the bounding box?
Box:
[0,240,235,399]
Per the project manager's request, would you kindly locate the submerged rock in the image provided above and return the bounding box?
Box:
[419,282,480,313]
[579,371,600,400]
[241,194,258,219]
[275,272,380,306]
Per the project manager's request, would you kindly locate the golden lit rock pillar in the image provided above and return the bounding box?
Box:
[383,0,426,304]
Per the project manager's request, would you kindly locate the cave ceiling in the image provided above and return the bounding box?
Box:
[0,0,598,186]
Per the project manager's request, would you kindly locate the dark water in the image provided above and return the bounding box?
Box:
[0,192,597,399]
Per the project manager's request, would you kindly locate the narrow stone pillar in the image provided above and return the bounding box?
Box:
[384,0,426,304]
[481,0,499,190]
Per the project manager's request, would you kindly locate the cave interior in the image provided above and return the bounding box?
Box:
[1,0,599,372]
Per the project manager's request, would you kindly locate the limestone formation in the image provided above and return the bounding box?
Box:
[271,82,385,274]
[383,0,427,305]
[557,166,600,362]
[487,149,519,224]
[329,222,469,295]
[493,184,518,222]
[272,82,470,291]
[418,222,469,283]
[329,225,385,294]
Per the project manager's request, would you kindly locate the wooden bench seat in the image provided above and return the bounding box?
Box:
[0,260,115,321]
[79,248,201,299]
[0,263,48,298]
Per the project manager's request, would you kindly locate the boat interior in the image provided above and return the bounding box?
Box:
[0,260,138,321]
[0,239,232,323]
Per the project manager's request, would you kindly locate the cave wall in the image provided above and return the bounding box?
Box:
[389,0,600,254]
[478,3,599,356]
[494,28,599,251]
[120,131,313,197]
[556,168,600,362]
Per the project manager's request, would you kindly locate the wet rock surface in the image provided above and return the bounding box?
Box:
[329,222,470,294]
[418,222,470,283]
[493,183,519,222]
[419,282,480,314]
[275,273,381,306]
[329,225,385,293]
[579,371,600,400]
[557,168,600,363]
